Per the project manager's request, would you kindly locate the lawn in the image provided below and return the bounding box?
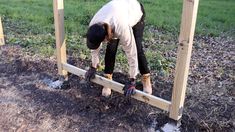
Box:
[0,0,234,73]
[0,0,234,36]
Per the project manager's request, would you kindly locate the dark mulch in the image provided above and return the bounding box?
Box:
[0,34,234,131]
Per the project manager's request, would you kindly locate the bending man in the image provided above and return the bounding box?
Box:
[85,0,152,97]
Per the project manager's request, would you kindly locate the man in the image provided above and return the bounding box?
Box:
[85,0,152,97]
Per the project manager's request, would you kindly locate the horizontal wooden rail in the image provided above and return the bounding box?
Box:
[62,63,171,112]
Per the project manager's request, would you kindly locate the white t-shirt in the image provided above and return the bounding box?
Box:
[90,0,143,78]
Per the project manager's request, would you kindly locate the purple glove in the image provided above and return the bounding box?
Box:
[123,78,136,96]
[85,66,96,82]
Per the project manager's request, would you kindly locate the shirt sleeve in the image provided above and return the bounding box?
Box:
[118,26,139,79]
[90,44,102,68]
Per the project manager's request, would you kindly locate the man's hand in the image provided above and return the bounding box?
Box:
[123,78,136,96]
[85,66,97,82]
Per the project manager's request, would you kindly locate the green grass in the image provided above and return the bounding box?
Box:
[140,0,235,36]
[0,0,234,36]
[0,0,234,74]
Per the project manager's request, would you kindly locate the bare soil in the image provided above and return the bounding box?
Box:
[0,35,234,131]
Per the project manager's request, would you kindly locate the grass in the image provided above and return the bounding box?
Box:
[0,0,234,74]
[0,0,234,36]
[140,0,235,36]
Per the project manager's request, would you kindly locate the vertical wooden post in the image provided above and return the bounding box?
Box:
[170,0,199,120]
[0,17,5,46]
[53,0,68,77]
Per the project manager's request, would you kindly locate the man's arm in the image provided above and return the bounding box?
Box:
[91,47,101,68]
[118,26,139,79]
[117,25,139,96]
[85,45,101,82]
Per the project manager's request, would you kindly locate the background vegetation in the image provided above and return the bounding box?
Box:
[1,0,234,35]
[0,0,234,74]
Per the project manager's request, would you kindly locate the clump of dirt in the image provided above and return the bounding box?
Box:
[0,33,234,132]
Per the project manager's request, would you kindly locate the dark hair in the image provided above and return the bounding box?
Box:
[86,24,106,49]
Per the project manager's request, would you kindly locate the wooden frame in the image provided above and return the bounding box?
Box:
[0,17,5,46]
[53,0,199,121]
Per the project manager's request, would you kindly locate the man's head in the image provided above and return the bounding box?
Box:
[86,23,106,50]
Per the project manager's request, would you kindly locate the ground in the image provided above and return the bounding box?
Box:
[0,34,234,132]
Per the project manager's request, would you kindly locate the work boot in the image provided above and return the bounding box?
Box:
[102,74,112,97]
[141,73,152,94]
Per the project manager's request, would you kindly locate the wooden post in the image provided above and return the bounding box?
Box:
[0,17,5,46]
[53,0,68,77]
[169,0,199,120]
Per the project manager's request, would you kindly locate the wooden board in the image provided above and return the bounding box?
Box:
[169,0,199,120]
[62,63,172,112]
[53,0,68,76]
